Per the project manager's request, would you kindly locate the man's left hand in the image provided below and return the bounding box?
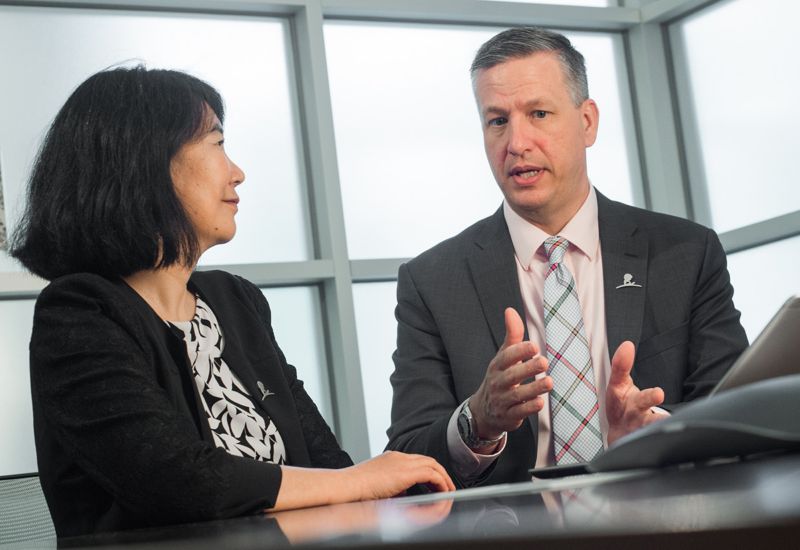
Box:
[606,341,669,445]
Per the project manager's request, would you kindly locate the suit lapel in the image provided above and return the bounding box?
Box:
[597,193,649,359]
[467,208,528,349]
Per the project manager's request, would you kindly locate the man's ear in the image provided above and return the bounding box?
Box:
[582,99,599,147]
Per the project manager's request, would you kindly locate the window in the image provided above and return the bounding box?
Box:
[262,286,334,426]
[351,282,398,455]
[671,0,800,232]
[483,0,614,4]
[325,22,639,260]
[0,6,310,269]
[726,235,800,342]
[0,300,37,476]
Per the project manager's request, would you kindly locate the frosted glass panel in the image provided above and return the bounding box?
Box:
[0,6,311,272]
[0,299,37,476]
[351,282,398,457]
[726,236,800,343]
[326,22,638,259]
[261,287,333,428]
[673,0,800,232]
[482,0,612,4]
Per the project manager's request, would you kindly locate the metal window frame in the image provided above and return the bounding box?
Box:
[1,0,796,461]
[659,0,800,253]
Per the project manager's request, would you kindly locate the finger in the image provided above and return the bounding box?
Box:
[408,456,455,492]
[490,341,537,372]
[499,375,552,408]
[502,354,549,386]
[426,459,455,492]
[506,394,547,418]
[442,469,456,492]
[516,375,553,401]
[500,307,525,350]
[423,466,454,493]
[501,377,551,413]
[608,340,636,387]
[490,376,551,422]
[632,386,665,411]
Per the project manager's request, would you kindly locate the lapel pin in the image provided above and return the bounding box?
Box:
[257,381,275,400]
[615,273,643,289]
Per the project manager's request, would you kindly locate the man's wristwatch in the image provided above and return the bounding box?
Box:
[457,400,506,449]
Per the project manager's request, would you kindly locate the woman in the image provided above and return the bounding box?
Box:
[10,66,453,538]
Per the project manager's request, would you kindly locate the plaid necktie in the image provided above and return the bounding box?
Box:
[543,236,603,464]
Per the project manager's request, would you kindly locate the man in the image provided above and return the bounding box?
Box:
[386,27,747,486]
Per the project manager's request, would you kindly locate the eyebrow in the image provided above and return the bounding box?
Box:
[209,122,224,134]
[481,106,508,120]
[482,98,550,118]
[522,98,548,110]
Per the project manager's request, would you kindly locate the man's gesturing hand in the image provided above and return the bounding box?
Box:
[469,308,551,446]
[606,341,669,445]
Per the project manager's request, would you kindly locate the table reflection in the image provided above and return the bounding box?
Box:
[60,454,800,549]
[269,497,453,544]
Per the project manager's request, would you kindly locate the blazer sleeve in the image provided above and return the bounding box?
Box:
[681,228,749,401]
[385,262,463,484]
[236,276,353,469]
[30,276,284,527]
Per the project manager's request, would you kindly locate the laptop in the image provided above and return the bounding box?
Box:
[531,295,800,478]
[709,295,800,395]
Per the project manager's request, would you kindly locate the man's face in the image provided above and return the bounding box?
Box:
[474,52,599,233]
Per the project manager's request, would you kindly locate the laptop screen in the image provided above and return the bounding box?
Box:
[710,295,800,396]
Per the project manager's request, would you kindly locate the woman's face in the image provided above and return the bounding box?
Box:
[170,110,245,255]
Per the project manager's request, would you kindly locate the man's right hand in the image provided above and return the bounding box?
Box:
[468,308,551,446]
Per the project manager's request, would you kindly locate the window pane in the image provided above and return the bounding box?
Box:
[672,0,800,232]
[726,236,800,343]
[351,282,398,457]
[482,0,613,5]
[261,287,334,428]
[0,6,311,270]
[325,22,638,259]
[0,299,37,476]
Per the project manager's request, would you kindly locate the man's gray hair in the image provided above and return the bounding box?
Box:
[470,27,589,106]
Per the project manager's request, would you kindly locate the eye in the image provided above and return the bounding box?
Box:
[532,110,548,119]
[487,116,508,127]
[216,138,225,146]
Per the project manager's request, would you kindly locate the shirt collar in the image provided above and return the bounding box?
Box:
[503,186,600,270]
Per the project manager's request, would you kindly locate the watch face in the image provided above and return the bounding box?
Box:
[457,409,472,441]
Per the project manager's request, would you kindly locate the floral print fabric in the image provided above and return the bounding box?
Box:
[168,297,287,464]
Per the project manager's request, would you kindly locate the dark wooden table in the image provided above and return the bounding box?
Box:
[63,452,800,549]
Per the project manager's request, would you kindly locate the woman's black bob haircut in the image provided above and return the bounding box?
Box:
[10,65,224,280]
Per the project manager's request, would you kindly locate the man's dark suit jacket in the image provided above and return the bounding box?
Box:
[30,270,351,537]
[386,192,748,486]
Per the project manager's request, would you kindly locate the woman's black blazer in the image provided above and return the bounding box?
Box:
[29,270,351,537]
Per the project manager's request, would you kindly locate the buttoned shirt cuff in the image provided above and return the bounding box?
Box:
[446,399,506,482]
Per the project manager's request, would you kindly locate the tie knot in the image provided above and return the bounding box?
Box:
[543,236,570,266]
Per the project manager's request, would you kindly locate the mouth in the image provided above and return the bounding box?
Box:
[508,165,545,184]
[223,198,240,210]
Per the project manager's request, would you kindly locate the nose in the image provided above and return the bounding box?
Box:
[506,118,533,157]
[230,158,245,186]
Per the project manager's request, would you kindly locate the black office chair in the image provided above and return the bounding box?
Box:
[0,473,56,548]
